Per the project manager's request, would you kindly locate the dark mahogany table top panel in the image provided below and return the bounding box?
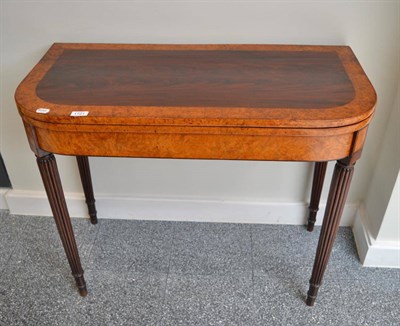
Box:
[36,49,354,109]
[15,43,376,129]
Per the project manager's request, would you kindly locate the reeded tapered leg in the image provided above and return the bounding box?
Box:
[37,153,87,296]
[306,160,354,306]
[307,162,328,232]
[76,156,97,224]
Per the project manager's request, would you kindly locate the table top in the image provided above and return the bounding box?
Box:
[16,43,376,129]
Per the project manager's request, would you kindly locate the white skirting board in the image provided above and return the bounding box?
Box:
[4,189,358,226]
[0,188,10,209]
[353,205,400,268]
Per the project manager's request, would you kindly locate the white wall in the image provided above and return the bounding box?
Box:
[364,82,400,240]
[377,172,400,243]
[1,2,399,225]
[352,81,400,268]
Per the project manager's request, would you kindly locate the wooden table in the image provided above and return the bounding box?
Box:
[15,43,376,306]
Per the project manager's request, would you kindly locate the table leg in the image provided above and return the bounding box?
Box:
[307,162,328,231]
[76,156,98,224]
[306,159,354,306]
[37,153,88,296]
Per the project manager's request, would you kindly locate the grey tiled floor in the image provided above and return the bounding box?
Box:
[0,209,399,325]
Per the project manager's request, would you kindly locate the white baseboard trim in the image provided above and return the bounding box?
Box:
[5,189,357,225]
[0,188,10,209]
[6,190,87,217]
[353,204,400,268]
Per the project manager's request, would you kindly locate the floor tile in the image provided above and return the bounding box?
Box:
[1,211,398,326]
[75,270,167,326]
[160,274,254,326]
[252,225,365,281]
[173,221,252,253]
[88,219,173,274]
[169,244,253,276]
[252,224,319,259]
[339,278,400,326]
[253,275,348,326]
[0,245,82,326]
[97,219,175,241]
[170,222,252,276]
[0,213,28,273]
[12,215,99,273]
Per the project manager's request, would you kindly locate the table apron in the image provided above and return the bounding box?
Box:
[26,123,367,162]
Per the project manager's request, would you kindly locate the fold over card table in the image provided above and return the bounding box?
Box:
[15,43,376,306]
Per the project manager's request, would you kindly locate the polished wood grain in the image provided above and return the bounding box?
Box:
[307,162,328,231]
[16,43,376,129]
[15,43,376,162]
[36,49,354,109]
[76,156,97,224]
[37,153,87,296]
[307,160,354,306]
[15,43,377,305]
[22,115,370,161]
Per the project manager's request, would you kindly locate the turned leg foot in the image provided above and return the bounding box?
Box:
[37,153,88,296]
[76,156,98,224]
[307,162,328,232]
[306,160,354,306]
[74,274,88,296]
[306,283,320,306]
